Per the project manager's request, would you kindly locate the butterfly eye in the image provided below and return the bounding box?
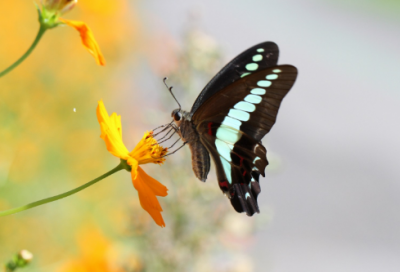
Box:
[173,111,182,121]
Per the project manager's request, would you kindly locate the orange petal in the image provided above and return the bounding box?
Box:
[137,166,168,197]
[132,168,163,211]
[60,18,106,66]
[131,167,166,227]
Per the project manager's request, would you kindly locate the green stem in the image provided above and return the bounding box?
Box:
[0,25,47,78]
[0,163,124,217]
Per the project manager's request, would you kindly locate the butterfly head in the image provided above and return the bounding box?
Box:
[171,108,190,128]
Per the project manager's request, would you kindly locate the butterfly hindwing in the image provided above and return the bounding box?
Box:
[198,129,265,216]
[198,122,269,177]
[190,42,280,113]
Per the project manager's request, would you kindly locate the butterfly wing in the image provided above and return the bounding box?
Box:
[190,42,279,114]
[198,125,266,215]
[192,65,298,215]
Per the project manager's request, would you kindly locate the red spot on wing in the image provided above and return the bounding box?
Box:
[242,170,247,177]
[208,122,213,136]
[238,155,244,167]
[219,181,229,190]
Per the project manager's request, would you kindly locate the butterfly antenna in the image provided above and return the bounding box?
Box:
[163,77,181,111]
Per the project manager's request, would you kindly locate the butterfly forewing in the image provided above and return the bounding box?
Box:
[190,42,280,113]
[193,65,297,141]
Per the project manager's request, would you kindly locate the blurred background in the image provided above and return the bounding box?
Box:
[1,0,400,271]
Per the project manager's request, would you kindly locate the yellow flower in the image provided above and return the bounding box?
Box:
[40,0,105,66]
[96,100,168,227]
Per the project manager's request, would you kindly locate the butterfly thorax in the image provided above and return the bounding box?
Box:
[174,110,198,143]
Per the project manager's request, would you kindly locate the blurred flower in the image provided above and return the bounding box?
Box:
[184,29,221,72]
[97,100,168,227]
[4,250,33,271]
[0,0,105,78]
[39,0,105,65]
[57,228,132,272]
[220,213,255,250]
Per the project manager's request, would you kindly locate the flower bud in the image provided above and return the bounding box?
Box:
[42,0,77,15]
[5,250,33,270]
[18,250,33,263]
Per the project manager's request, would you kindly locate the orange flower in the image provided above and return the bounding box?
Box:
[40,0,105,65]
[57,228,135,272]
[96,100,168,227]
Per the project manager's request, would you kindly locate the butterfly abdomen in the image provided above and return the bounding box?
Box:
[178,119,211,182]
[189,141,210,182]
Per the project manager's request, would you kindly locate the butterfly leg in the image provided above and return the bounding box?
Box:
[153,120,174,137]
[163,140,187,157]
[156,127,177,144]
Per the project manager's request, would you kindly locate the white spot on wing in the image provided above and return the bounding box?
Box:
[220,156,233,184]
[216,125,241,143]
[266,74,278,80]
[228,109,250,121]
[250,88,266,95]
[221,116,242,130]
[234,101,256,112]
[252,54,263,62]
[215,139,233,161]
[246,63,258,71]
[244,94,262,104]
[257,80,272,87]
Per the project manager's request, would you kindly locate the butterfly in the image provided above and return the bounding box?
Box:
[168,41,298,216]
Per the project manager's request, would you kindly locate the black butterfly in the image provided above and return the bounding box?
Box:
[169,42,297,216]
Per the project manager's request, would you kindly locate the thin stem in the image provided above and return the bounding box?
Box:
[0,163,124,217]
[0,25,47,78]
